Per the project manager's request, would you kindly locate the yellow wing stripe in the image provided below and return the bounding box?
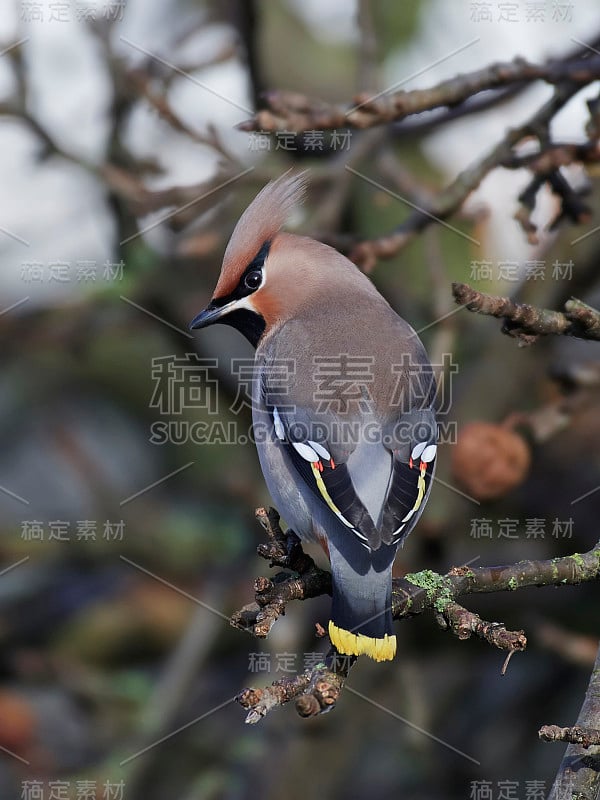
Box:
[310,462,354,529]
[329,620,397,662]
[414,465,427,512]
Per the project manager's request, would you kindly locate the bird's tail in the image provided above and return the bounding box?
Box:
[327,543,396,662]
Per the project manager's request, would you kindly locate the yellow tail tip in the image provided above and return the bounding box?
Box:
[328,620,397,662]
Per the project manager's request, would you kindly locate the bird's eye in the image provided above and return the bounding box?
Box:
[244,269,262,291]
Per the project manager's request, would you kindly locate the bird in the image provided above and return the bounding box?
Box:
[190,172,437,662]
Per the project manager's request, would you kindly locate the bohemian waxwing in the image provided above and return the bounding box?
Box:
[190,173,437,662]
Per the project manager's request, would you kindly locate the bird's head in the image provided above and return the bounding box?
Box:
[189,171,309,347]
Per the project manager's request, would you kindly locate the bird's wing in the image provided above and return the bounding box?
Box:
[378,410,437,546]
[257,314,438,551]
[266,399,382,549]
[262,388,437,551]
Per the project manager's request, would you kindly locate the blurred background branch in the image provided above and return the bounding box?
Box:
[238,53,600,133]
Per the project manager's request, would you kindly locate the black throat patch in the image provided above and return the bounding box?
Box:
[219,308,266,347]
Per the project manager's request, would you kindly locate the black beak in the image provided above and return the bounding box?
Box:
[189,301,230,330]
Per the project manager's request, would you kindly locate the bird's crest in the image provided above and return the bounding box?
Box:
[214,171,307,298]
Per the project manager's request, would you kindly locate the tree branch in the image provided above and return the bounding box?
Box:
[540,724,600,748]
[452,282,600,345]
[230,507,331,639]
[348,80,586,269]
[233,508,600,722]
[238,56,600,133]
